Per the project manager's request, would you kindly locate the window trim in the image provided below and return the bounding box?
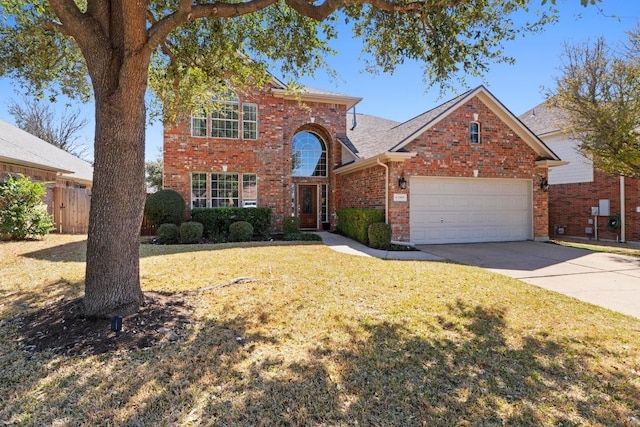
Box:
[190,172,258,209]
[470,121,481,144]
[191,110,208,138]
[242,103,258,140]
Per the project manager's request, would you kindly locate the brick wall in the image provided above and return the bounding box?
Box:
[163,85,347,231]
[549,170,640,242]
[339,97,550,242]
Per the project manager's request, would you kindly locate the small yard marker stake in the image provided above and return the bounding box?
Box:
[110,316,123,337]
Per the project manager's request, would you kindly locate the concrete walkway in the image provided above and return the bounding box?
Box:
[316,232,443,261]
[418,241,640,319]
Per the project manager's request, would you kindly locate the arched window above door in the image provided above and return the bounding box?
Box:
[292,131,327,177]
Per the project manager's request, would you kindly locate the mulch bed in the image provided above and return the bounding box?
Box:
[10,292,194,357]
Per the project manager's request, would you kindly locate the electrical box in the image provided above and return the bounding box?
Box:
[585,227,593,235]
[587,218,593,225]
[591,206,599,216]
[599,199,610,217]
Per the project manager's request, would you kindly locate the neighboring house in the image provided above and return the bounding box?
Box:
[520,102,640,242]
[0,118,94,233]
[164,83,564,244]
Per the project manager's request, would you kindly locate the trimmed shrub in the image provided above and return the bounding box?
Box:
[144,190,185,227]
[179,221,203,244]
[336,208,385,245]
[229,221,254,242]
[191,207,272,241]
[282,216,300,234]
[0,174,54,240]
[283,232,322,241]
[368,222,392,249]
[157,223,179,244]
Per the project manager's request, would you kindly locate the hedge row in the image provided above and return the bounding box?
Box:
[336,208,384,245]
[191,207,272,242]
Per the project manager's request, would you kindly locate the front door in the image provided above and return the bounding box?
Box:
[298,185,318,229]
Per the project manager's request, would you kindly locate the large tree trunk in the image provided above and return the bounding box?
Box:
[83,71,148,318]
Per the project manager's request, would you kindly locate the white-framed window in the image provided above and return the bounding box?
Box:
[191,110,207,137]
[242,173,257,206]
[243,103,258,139]
[211,173,239,207]
[191,172,258,208]
[190,93,257,140]
[191,172,208,208]
[470,121,481,144]
[211,101,239,139]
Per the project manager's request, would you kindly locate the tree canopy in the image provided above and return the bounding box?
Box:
[0,0,597,316]
[549,28,640,177]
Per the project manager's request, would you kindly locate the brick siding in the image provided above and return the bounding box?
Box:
[337,97,550,242]
[549,170,640,242]
[163,85,347,231]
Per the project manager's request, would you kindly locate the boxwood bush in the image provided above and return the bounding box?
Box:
[282,216,300,234]
[157,223,179,244]
[229,221,254,242]
[179,221,203,244]
[336,208,385,245]
[144,190,185,226]
[368,222,392,249]
[191,207,272,242]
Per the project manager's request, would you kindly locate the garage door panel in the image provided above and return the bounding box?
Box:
[410,177,532,244]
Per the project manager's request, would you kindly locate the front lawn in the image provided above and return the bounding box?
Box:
[1,234,639,426]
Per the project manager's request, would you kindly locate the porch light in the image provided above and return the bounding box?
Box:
[540,177,549,192]
[398,176,407,189]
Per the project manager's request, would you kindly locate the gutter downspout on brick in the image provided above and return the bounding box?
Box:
[620,175,626,243]
[377,158,389,224]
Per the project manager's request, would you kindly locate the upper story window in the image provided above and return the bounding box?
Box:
[191,110,207,137]
[292,131,327,177]
[243,104,258,139]
[190,93,257,140]
[470,121,481,144]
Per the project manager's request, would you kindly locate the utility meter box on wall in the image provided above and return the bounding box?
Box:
[599,199,610,217]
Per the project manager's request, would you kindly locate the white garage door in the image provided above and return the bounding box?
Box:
[410,177,532,244]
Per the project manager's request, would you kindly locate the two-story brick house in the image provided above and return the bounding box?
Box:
[163,82,564,244]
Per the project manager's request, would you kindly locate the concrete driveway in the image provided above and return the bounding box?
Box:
[418,241,640,319]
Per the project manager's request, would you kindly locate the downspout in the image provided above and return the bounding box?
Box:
[620,175,626,243]
[377,158,389,224]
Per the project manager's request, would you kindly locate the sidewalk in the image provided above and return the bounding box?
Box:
[316,232,443,261]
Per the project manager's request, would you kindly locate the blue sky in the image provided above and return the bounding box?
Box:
[0,0,638,162]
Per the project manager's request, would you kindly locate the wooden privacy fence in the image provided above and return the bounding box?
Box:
[53,187,91,234]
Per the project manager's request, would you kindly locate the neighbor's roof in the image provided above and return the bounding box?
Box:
[0,118,93,183]
[519,100,567,137]
[345,85,561,162]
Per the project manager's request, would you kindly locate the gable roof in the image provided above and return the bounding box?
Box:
[0,118,93,184]
[346,85,561,162]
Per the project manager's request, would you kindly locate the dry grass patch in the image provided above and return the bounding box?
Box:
[1,234,640,426]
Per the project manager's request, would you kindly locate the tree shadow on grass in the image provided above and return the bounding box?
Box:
[20,239,322,263]
[1,299,639,426]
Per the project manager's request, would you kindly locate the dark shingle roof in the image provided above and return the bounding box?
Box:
[346,89,472,158]
[519,100,567,136]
